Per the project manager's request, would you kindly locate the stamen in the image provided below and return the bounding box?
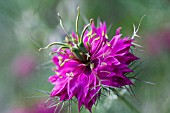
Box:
[101,62,107,66]
[100,71,111,74]
[106,42,111,46]
[105,34,109,39]
[91,33,97,38]
[55,72,59,75]
[91,37,100,45]
[66,72,74,78]
[90,63,94,70]
[65,36,70,43]
[85,52,90,60]
[60,59,70,67]
[58,56,63,65]
[102,30,105,36]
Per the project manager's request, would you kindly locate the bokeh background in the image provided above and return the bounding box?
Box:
[0,0,170,113]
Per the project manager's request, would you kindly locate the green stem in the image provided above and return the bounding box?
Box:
[112,89,140,113]
[119,95,140,113]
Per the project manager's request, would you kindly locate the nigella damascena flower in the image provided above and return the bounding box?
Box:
[39,7,142,112]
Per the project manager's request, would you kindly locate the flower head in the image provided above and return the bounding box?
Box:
[40,7,139,112]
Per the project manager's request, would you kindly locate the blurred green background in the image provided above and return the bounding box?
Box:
[0,0,170,113]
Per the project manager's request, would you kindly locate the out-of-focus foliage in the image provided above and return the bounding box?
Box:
[0,0,170,113]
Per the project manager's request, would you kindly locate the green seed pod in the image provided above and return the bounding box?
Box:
[78,42,88,53]
[72,47,85,61]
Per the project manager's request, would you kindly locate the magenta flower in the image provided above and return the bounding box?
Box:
[40,8,139,112]
[145,28,170,56]
[8,101,62,113]
[11,53,37,77]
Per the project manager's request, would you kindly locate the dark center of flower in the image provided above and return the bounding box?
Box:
[83,57,99,75]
